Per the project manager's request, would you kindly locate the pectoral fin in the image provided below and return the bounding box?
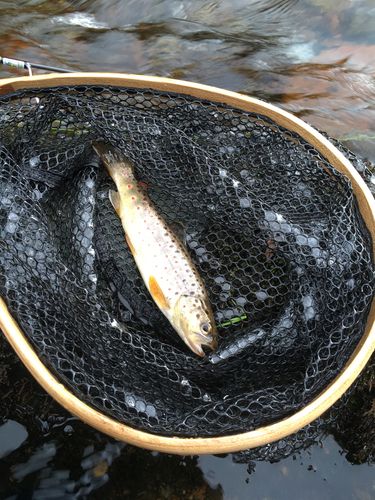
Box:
[109,189,121,215]
[149,276,170,311]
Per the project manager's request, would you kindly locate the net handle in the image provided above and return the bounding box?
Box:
[0,73,375,455]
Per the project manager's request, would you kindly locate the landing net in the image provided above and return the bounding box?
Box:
[0,85,373,448]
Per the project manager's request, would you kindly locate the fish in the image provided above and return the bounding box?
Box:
[92,142,218,357]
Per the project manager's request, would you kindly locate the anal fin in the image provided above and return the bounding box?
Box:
[109,189,121,215]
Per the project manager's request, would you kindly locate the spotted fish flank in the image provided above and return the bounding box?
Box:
[92,142,218,357]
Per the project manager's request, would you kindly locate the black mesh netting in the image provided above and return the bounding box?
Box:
[0,85,374,447]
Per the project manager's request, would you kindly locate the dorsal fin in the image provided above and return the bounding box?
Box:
[168,220,187,248]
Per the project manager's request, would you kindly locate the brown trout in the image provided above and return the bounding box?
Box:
[93,142,218,357]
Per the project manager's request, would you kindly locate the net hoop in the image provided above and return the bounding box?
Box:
[0,73,374,455]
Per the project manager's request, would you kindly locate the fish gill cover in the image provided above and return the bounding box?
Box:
[0,85,374,460]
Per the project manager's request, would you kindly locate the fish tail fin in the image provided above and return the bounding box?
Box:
[92,142,134,178]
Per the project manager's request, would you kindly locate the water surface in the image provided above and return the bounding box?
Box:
[1,0,375,498]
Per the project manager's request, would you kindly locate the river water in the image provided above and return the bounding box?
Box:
[1,0,375,498]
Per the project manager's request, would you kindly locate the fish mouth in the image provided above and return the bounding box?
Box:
[186,334,218,358]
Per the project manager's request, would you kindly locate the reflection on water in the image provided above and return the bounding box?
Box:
[5,434,125,499]
[0,0,375,153]
[199,436,375,500]
[0,421,28,459]
[2,421,375,500]
[0,0,374,162]
[1,0,375,498]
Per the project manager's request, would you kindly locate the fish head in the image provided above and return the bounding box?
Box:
[173,294,218,357]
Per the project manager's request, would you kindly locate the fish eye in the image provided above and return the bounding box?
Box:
[201,323,211,334]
